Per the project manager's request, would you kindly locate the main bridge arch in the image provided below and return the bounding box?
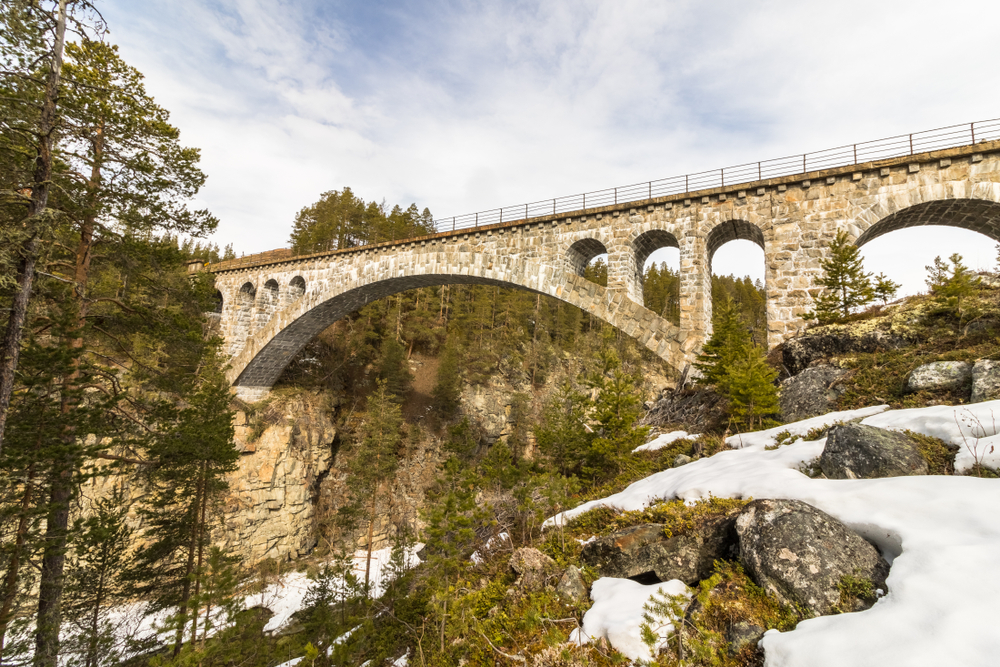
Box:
[222,253,686,401]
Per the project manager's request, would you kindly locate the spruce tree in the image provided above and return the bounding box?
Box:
[723,347,780,430]
[535,382,592,477]
[695,296,752,392]
[807,231,875,323]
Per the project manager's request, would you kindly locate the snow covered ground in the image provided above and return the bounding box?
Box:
[633,430,701,453]
[552,401,1000,667]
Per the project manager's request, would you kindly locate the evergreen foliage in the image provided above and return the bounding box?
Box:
[807,231,875,323]
[873,272,901,305]
[926,253,980,323]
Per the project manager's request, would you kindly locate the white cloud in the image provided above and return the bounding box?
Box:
[99,0,1000,277]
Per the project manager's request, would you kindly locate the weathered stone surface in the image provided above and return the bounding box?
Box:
[510,547,559,590]
[782,332,907,376]
[820,423,928,479]
[209,142,1000,400]
[906,361,973,393]
[779,366,848,422]
[556,565,588,603]
[971,359,1000,403]
[726,621,765,652]
[735,499,889,617]
[673,454,692,467]
[580,519,737,585]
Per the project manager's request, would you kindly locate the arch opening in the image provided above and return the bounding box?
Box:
[256,279,280,330]
[212,290,224,314]
[707,221,767,347]
[856,199,1000,248]
[856,199,1000,298]
[288,276,306,302]
[230,282,257,356]
[567,238,608,277]
[634,230,681,325]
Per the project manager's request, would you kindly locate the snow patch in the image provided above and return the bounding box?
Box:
[548,400,1000,666]
[634,430,700,453]
[570,578,689,662]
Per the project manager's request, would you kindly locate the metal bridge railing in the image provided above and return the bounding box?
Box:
[211,118,1000,272]
[434,118,1000,233]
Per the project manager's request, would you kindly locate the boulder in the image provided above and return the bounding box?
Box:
[971,359,1000,403]
[779,366,848,422]
[735,499,889,617]
[782,332,907,376]
[580,519,737,585]
[820,423,928,479]
[905,361,972,393]
[556,565,588,603]
[509,547,559,590]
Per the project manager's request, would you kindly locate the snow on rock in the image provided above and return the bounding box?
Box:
[861,401,1000,472]
[549,401,1000,666]
[570,578,689,662]
[634,430,700,453]
[725,405,889,449]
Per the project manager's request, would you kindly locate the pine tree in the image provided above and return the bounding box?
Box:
[926,253,980,324]
[376,338,413,399]
[873,273,901,305]
[807,231,875,323]
[584,348,649,481]
[535,382,593,478]
[349,381,403,595]
[431,344,462,417]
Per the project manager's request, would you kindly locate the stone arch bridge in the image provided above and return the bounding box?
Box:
[208,141,1000,402]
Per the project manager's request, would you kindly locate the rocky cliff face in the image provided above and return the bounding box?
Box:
[222,390,339,563]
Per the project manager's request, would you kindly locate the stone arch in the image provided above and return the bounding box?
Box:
[256,279,280,330]
[566,238,608,277]
[855,199,1000,247]
[230,282,256,356]
[706,219,766,269]
[287,276,306,303]
[226,256,685,400]
[630,229,680,306]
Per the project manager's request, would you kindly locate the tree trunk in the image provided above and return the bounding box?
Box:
[174,474,204,656]
[190,461,209,647]
[85,558,108,667]
[34,453,73,667]
[0,465,35,659]
[0,0,68,459]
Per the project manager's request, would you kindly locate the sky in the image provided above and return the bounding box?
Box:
[99,0,1000,296]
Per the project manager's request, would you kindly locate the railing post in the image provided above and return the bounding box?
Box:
[909,134,913,155]
[500,209,503,224]
[583,193,586,209]
[452,217,455,232]
[802,154,806,172]
[614,188,617,205]
[475,212,478,228]
[758,162,761,180]
[685,174,688,192]
[525,203,528,219]
[720,168,724,187]
[971,122,976,144]
[648,182,652,199]
[853,144,857,164]
[553,199,556,215]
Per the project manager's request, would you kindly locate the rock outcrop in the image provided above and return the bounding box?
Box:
[735,499,889,617]
[819,423,928,479]
[580,519,737,585]
[971,359,1000,403]
[510,547,560,590]
[782,332,907,376]
[779,366,848,422]
[556,565,589,603]
[905,361,973,393]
